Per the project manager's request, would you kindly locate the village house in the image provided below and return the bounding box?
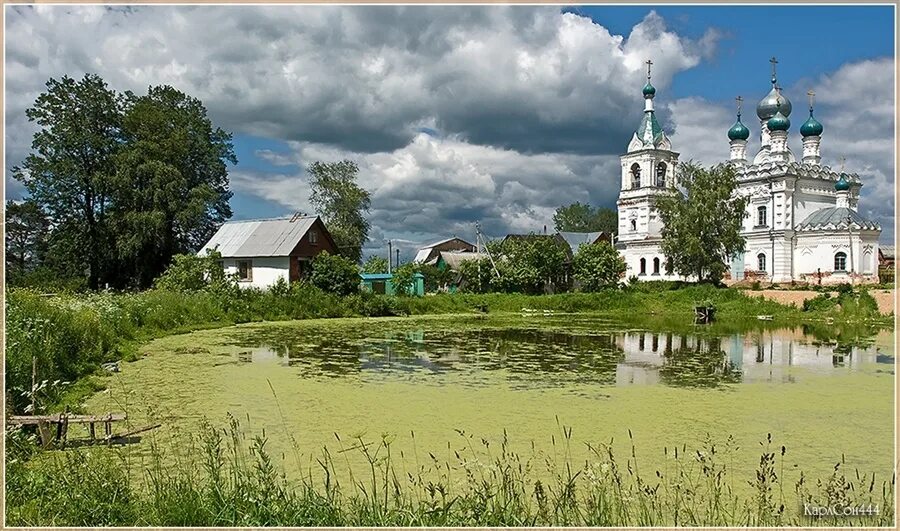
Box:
[413,237,477,264]
[199,214,338,288]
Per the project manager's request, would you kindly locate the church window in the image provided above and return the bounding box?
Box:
[653,257,660,275]
[630,219,637,232]
[656,162,667,187]
[756,206,767,227]
[639,257,646,275]
[834,252,847,272]
[757,253,766,272]
[665,257,673,274]
[631,163,641,188]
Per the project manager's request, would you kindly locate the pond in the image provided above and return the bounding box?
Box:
[84,314,894,494]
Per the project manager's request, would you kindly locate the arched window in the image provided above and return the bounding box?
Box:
[631,163,641,189]
[656,162,667,187]
[757,253,766,272]
[653,257,660,275]
[639,257,646,275]
[834,252,847,272]
[757,206,767,227]
[630,219,637,232]
[666,257,673,274]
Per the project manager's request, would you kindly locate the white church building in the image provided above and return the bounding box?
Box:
[616,59,881,284]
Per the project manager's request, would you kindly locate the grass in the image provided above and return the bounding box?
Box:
[5,417,894,527]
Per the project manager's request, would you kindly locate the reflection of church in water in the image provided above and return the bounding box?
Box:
[615,330,883,386]
[616,58,881,284]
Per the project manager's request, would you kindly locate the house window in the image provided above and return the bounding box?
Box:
[631,163,641,189]
[639,257,646,275]
[756,206,767,227]
[834,252,847,272]
[653,257,660,275]
[237,260,253,282]
[656,162,667,187]
[217,260,225,270]
[630,219,637,232]
[309,230,318,245]
[757,253,766,272]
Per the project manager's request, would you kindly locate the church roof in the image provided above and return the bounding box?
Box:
[736,161,860,184]
[795,207,880,232]
[636,111,664,147]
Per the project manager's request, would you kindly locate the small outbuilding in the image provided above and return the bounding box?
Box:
[199,215,338,289]
[360,272,425,296]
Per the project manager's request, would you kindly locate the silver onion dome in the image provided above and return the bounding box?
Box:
[757,86,792,121]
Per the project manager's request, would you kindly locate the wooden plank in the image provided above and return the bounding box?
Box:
[8,413,126,425]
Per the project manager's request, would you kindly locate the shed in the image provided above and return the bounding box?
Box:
[879,245,894,267]
[360,272,425,296]
[557,231,612,255]
[199,215,337,288]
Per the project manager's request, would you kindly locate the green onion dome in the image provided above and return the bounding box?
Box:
[767,110,790,132]
[727,116,751,141]
[800,112,823,137]
[835,174,850,191]
[642,82,656,98]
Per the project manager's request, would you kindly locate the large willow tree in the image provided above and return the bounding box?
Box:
[656,162,748,284]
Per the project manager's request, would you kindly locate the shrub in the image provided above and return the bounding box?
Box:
[361,255,389,274]
[572,242,626,292]
[154,250,236,293]
[310,251,360,297]
[391,263,418,296]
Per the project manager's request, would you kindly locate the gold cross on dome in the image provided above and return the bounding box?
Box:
[645,59,653,80]
[735,95,743,116]
[770,56,778,84]
[807,90,815,111]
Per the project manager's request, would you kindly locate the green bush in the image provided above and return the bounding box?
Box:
[154,250,237,294]
[572,242,626,292]
[310,251,360,296]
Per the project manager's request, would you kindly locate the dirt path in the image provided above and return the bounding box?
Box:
[750,289,895,315]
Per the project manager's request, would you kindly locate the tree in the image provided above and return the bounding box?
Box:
[361,255,389,274]
[656,162,749,283]
[111,85,235,288]
[310,251,360,296]
[13,74,123,289]
[307,160,371,263]
[5,200,49,280]
[553,202,618,235]
[572,241,626,292]
[391,262,418,296]
[458,236,570,294]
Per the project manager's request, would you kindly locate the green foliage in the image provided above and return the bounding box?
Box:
[415,263,454,292]
[111,85,235,288]
[310,251,361,297]
[154,250,236,294]
[572,242,626,292]
[13,74,123,290]
[361,255,389,274]
[656,162,749,284]
[553,202,618,235]
[459,236,571,294]
[12,74,236,290]
[307,160,371,263]
[391,262,418,296]
[5,199,50,281]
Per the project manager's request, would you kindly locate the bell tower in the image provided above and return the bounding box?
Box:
[617,60,680,244]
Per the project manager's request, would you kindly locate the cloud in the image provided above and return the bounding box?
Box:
[5,5,715,188]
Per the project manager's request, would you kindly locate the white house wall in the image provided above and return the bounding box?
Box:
[223,256,290,289]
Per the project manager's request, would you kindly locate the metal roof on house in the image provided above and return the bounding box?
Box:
[413,237,475,263]
[795,207,880,232]
[436,251,486,270]
[199,216,319,257]
[880,246,895,259]
[557,231,608,253]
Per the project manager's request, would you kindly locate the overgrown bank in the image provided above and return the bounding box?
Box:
[5,418,894,526]
[5,282,889,414]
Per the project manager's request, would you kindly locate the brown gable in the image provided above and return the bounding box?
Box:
[288,216,339,258]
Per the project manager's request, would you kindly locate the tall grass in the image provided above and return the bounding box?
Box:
[5,419,894,527]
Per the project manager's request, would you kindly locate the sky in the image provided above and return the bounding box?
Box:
[4,4,896,261]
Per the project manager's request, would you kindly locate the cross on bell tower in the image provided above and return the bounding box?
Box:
[645,59,653,80]
[770,56,778,85]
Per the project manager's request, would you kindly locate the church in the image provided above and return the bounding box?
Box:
[616,58,882,285]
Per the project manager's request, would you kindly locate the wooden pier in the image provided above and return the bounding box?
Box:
[8,413,127,447]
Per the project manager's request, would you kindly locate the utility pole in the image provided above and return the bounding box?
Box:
[387,240,392,274]
[395,249,400,270]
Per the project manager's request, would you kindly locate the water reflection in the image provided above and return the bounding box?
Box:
[229,323,892,389]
